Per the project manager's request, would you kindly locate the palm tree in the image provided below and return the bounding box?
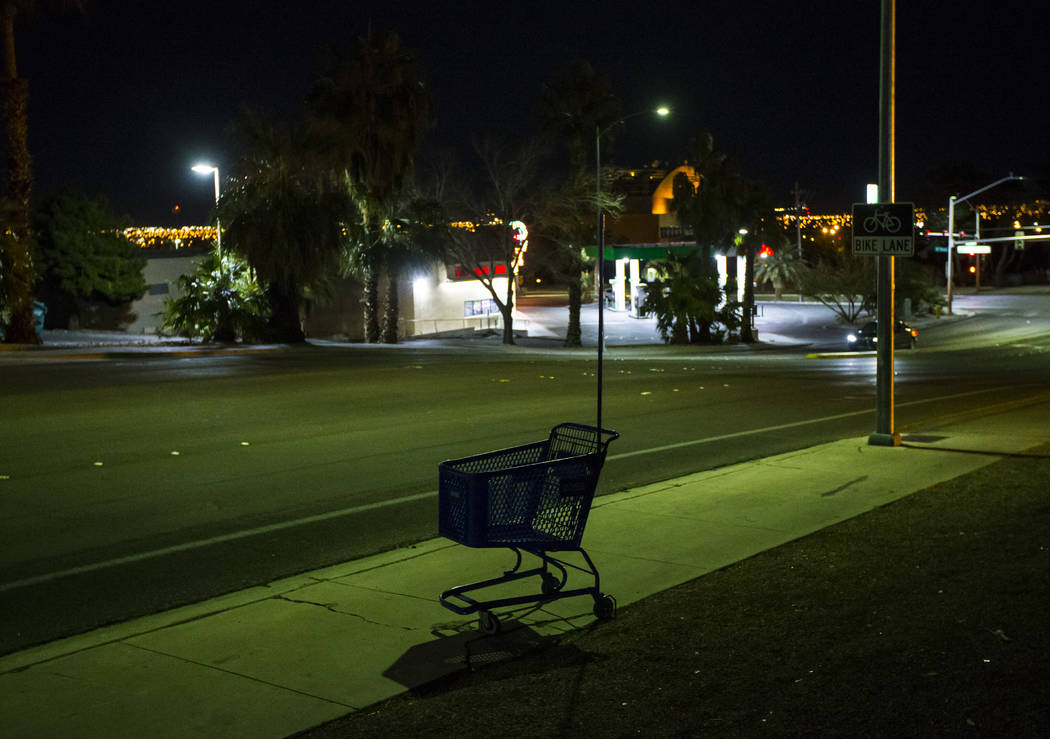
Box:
[667,133,739,342]
[537,58,620,174]
[642,251,722,344]
[671,133,736,273]
[536,59,620,346]
[217,112,355,342]
[536,169,622,346]
[733,179,787,341]
[376,196,448,342]
[670,139,784,343]
[755,249,804,300]
[1,0,81,343]
[309,30,432,343]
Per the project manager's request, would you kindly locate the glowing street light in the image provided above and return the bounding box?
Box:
[192,163,222,257]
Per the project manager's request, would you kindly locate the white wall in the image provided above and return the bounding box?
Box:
[403,266,514,337]
[126,251,207,334]
[126,254,518,339]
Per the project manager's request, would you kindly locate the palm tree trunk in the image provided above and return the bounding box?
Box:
[362,264,380,343]
[676,316,690,345]
[1,8,40,345]
[564,276,582,347]
[2,6,16,80]
[381,265,399,343]
[266,281,305,343]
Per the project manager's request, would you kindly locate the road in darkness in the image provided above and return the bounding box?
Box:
[1,299,1048,653]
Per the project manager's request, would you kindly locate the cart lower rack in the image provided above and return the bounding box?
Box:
[438,423,619,634]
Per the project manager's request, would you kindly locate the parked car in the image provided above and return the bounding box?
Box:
[846,320,917,350]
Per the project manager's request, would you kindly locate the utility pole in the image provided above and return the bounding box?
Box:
[869,0,900,447]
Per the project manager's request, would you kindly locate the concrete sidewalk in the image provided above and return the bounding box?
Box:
[1,403,1047,737]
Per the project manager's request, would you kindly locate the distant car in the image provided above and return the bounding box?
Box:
[846,320,917,350]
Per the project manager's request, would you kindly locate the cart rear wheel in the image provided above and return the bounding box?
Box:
[478,610,501,635]
[541,572,563,595]
[593,593,616,620]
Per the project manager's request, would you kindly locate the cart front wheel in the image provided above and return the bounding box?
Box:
[478,610,501,635]
[593,594,616,620]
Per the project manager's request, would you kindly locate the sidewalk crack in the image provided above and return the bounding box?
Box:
[274,595,414,630]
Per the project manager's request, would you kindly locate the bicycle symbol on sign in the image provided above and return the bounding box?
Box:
[863,208,902,234]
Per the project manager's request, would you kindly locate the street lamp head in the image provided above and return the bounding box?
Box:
[655,106,671,117]
[192,163,217,175]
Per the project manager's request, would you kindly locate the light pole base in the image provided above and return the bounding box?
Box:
[868,432,902,447]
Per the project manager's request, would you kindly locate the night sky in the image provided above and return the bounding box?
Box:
[14,0,1047,225]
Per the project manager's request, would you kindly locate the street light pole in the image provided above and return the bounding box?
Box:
[594,106,669,435]
[869,0,898,447]
[596,124,604,436]
[192,163,222,259]
[945,173,1022,314]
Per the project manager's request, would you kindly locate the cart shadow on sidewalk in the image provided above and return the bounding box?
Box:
[382,604,602,694]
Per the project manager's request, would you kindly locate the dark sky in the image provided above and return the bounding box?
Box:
[15,0,1047,225]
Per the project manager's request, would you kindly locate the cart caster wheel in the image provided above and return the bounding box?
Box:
[593,594,616,620]
[541,572,562,595]
[478,610,501,635]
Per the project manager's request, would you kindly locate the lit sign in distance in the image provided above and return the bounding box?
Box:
[958,242,991,254]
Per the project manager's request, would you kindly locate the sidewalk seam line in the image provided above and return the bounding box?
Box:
[119,641,360,710]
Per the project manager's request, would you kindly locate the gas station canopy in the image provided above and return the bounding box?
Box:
[582,242,700,260]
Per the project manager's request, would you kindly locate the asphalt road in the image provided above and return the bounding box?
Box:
[1,291,1048,654]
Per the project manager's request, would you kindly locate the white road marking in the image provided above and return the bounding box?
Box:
[0,491,437,592]
[607,386,1010,460]
[0,385,1015,592]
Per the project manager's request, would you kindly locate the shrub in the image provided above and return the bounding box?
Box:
[160,251,269,342]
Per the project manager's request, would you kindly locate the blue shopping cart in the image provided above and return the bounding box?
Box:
[438,422,619,634]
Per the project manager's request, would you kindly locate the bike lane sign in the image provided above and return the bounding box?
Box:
[852,202,914,256]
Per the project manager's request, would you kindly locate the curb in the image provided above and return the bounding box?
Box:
[0,345,288,360]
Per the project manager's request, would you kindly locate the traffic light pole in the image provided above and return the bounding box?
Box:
[869,0,901,447]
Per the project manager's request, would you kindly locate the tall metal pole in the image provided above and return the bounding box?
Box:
[193,163,222,260]
[870,0,900,447]
[591,108,669,436]
[947,195,956,313]
[212,167,222,260]
[596,125,604,435]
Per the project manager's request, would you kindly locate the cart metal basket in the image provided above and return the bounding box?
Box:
[438,423,619,633]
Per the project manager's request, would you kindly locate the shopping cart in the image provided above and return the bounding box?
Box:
[438,422,619,634]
